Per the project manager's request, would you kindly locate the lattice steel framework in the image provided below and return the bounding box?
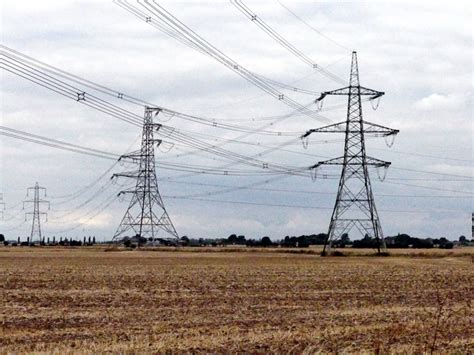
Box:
[302,51,399,254]
[23,182,49,243]
[112,107,178,242]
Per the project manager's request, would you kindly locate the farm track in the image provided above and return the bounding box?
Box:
[0,248,473,353]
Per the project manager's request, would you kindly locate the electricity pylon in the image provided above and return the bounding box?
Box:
[112,107,179,243]
[302,51,399,255]
[23,182,50,243]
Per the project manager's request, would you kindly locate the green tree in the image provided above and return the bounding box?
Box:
[180,236,190,246]
[237,235,246,245]
[227,234,238,244]
[340,233,350,246]
[261,236,272,247]
[394,233,411,248]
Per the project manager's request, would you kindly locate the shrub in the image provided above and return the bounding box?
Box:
[439,242,454,249]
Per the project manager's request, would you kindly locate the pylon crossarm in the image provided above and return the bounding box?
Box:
[112,171,140,179]
[316,87,350,101]
[363,120,399,136]
[365,156,391,167]
[358,86,384,98]
[316,86,383,101]
[119,150,142,161]
[315,92,327,102]
[120,157,141,164]
[27,186,46,191]
[310,156,345,169]
[118,190,137,196]
[325,87,351,95]
[310,156,389,169]
[25,212,47,216]
[303,121,397,139]
[301,121,347,138]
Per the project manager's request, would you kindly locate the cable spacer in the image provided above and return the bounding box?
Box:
[76,92,86,101]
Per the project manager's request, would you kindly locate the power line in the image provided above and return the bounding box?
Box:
[1,48,308,136]
[231,0,347,84]
[275,1,352,52]
[12,45,457,177]
[371,147,473,163]
[390,166,473,179]
[113,0,333,123]
[2,49,332,177]
[50,180,116,217]
[159,178,473,199]
[163,195,467,214]
[383,181,474,195]
[0,44,340,126]
[0,125,121,160]
[0,125,310,177]
[50,191,122,234]
[1,58,316,175]
[2,124,470,188]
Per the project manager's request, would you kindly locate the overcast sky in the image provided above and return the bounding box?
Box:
[1,0,472,241]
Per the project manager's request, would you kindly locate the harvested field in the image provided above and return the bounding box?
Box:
[0,247,473,353]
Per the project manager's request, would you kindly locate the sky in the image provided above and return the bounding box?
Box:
[1,0,472,241]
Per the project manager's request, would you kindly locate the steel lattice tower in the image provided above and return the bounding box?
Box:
[302,51,399,254]
[23,182,49,243]
[112,107,179,242]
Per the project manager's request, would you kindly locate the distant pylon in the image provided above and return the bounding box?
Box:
[23,182,50,243]
[112,107,178,242]
[302,51,399,254]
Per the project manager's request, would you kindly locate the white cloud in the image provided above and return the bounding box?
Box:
[414,93,467,111]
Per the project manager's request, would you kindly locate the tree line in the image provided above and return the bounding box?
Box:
[176,233,471,249]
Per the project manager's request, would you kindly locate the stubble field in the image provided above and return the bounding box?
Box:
[0,247,473,353]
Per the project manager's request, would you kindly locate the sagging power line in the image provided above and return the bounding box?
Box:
[231,0,347,84]
[113,0,333,123]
